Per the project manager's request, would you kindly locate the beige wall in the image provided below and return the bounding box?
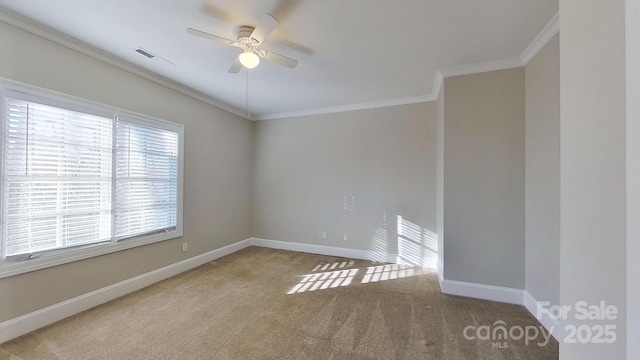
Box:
[626,0,640,356]
[524,35,560,306]
[4,5,637,355]
[442,68,525,288]
[559,0,627,358]
[252,103,437,266]
[0,20,253,321]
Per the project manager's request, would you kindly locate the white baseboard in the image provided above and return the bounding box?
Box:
[250,237,397,263]
[523,290,564,341]
[0,238,253,344]
[439,278,524,305]
[1,236,554,346]
[252,240,564,341]
[440,279,564,340]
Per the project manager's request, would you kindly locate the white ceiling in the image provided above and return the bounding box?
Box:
[0,0,558,120]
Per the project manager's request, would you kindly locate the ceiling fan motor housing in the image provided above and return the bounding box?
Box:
[186,13,298,71]
[238,26,259,44]
[232,26,267,57]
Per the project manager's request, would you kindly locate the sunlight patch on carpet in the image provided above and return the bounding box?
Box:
[287,269,359,294]
[361,264,424,284]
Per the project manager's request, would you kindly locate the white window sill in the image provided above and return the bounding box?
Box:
[0,229,182,279]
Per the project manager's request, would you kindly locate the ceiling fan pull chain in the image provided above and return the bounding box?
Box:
[246,68,250,118]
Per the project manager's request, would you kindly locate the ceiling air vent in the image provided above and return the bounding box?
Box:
[135,48,155,58]
[133,47,174,66]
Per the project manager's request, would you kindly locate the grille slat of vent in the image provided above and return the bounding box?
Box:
[135,48,155,58]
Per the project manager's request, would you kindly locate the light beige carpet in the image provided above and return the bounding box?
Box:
[0,247,558,359]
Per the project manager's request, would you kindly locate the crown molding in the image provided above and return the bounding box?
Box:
[0,9,249,120]
[440,57,525,78]
[431,11,558,101]
[432,70,444,101]
[254,95,434,121]
[520,12,559,65]
[0,7,558,122]
[2,6,434,123]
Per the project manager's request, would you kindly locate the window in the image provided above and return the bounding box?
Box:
[3,99,113,256]
[0,83,183,275]
[114,120,179,240]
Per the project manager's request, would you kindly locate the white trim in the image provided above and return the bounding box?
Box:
[0,78,186,278]
[440,58,525,78]
[0,237,559,345]
[0,225,179,279]
[523,290,565,341]
[255,10,559,121]
[0,77,178,127]
[519,13,560,65]
[0,238,378,344]
[0,7,560,122]
[253,95,434,121]
[0,238,252,344]
[437,11,560,80]
[0,9,248,120]
[432,70,444,102]
[250,237,397,262]
[252,9,559,122]
[439,278,524,305]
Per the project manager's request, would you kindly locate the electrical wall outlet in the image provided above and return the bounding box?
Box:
[343,234,348,241]
[322,231,327,239]
[182,242,188,252]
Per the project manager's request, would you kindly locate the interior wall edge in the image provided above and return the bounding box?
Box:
[523,290,566,341]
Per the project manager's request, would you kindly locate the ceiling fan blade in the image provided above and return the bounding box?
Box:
[228,58,243,73]
[250,14,279,43]
[200,4,244,25]
[263,50,298,69]
[186,28,234,45]
[271,0,301,22]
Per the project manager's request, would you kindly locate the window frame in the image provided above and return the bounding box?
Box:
[0,78,184,279]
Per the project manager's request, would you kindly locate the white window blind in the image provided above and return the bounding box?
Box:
[2,99,113,257]
[1,94,183,262]
[0,83,183,275]
[114,119,179,240]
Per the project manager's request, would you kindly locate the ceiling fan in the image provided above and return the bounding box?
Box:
[186,14,298,73]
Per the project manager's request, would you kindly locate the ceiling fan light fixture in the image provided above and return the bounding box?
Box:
[238,49,260,69]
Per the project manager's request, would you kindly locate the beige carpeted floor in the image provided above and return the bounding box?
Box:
[0,247,558,359]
